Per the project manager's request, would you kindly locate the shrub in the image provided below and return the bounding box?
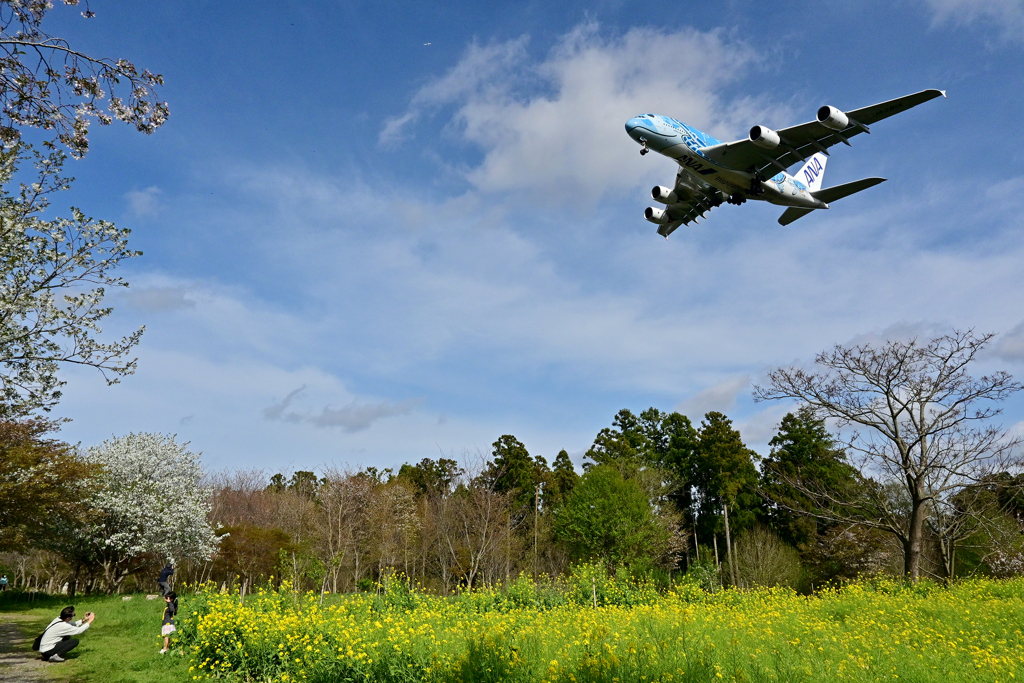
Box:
[732,526,802,588]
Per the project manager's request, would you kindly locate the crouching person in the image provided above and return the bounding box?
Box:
[39,606,95,662]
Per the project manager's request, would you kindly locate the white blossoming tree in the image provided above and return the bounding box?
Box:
[0,146,143,418]
[80,432,219,592]
[0,0,168,157]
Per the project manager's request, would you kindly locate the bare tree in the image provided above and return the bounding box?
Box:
[316,468,369,593]
[436,459,519,589]
[207,468,275,527]
[755,330,1022,581]
[733,526,802,588]
[366,480,420,578]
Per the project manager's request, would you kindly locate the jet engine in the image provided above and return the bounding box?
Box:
[651,186,679,204]
[816,105,849,131]
[644,207,671,224]
[749,125,780,149]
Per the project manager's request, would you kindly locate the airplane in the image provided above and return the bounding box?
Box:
[624,89,945,237]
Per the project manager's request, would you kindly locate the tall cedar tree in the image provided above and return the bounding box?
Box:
[545,449,579,509]
[487,435,541,511]
[658,413,699,516]
[690,412,761,541]
[760,406,860,548]
[586,408,666,467]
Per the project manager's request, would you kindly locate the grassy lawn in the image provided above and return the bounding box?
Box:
[1,592,191,683]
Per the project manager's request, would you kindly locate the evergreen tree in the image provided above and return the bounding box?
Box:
[545,449,579,509]
[761,406,858,547]
[486,434,538,511]
[658,412,699,515]
[585,409,649,467]
[397,458,463,497]
[690,412,761,540]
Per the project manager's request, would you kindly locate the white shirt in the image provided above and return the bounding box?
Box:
[39,617,90,652]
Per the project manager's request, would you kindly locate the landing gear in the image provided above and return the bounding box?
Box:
[748,173,766,196]
[639,137,649,156]
[727,193,746,205]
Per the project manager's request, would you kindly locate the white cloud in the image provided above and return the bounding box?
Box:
[737,403,796,451]
[384,23,788,204]
[921,0,1024,42]
[263,384,424,432]
[263,385,308,421]
[181,154,1024,403]
[994,321,1024,363]
[125,186,162,217]
[310,399,424,430]
[675,375,750,417]
[121,285,196,312]
[380,36,530,145]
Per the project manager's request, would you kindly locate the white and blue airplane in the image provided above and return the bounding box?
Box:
[625,89,945,236]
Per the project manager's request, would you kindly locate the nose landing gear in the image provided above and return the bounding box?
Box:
[639,137,649,156]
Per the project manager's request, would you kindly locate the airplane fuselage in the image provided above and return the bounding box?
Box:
[625,114,827,209]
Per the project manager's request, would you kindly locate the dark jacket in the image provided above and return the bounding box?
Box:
[158,565,174,582]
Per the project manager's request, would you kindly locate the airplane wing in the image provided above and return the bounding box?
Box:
[656,167,725,237]
[697,89,945,176]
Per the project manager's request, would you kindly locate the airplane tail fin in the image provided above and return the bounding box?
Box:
[796,153,828,191]
[778,177,888,226]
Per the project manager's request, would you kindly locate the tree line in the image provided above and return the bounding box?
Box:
[3,331,1023,596]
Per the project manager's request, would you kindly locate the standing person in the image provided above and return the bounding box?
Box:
[0,574,8,591]
[39,606,95,662]
[159,592,177,654]
[156,561,174,596]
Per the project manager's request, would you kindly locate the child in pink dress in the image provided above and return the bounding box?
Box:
[159,592,177,654]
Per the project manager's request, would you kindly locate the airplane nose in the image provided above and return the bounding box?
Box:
[625,117,645,133]
[625,117,656,142]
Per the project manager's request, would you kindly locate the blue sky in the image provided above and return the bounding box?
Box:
[40,0,1024,473]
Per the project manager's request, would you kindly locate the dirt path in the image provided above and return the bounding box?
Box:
[0,613,54,682]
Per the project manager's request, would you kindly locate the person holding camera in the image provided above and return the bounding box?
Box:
[39,606,95,662]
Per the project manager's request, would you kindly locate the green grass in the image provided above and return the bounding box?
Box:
[1,592,191,683]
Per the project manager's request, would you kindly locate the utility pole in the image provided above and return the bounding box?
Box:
[723,503,737,587]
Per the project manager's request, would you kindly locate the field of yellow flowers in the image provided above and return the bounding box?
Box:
[180,574,1024,683]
